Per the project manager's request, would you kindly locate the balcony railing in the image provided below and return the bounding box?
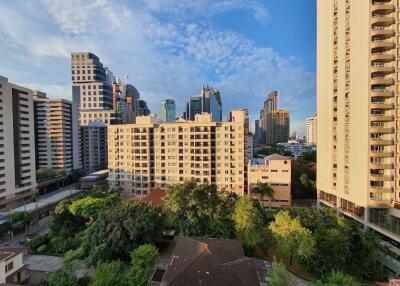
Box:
[370,209,400,237]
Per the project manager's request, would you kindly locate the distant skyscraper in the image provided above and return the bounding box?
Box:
[306,115,317,145]
[160,99,176,122]
[137,99,150,116]
[257,91,290,145]
[0,76,37,211]
[184,85,222,121]
[71,52,122,173]
[33,91,78,174]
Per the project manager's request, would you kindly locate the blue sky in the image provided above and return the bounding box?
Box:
[0,0,316,134]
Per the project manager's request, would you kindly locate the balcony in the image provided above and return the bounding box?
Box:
[371,27,395,38]
[370,151,393,157]
[370,139,394,145]
[369,174,393,181]
[370,89,394,97]
[371,64,394,74]
[370,114,394,121]
[371,77,394,86]
[369,209,400,240]
[371,15,395,26]
[371,52,395,62]
[370,102,394,109]
[369,163,393,169]
[369,199,392,207]
[371,3,395,13]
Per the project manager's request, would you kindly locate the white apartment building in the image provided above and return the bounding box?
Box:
[0,76,37,211]
[306,115,317,145]
[33,91,79,174]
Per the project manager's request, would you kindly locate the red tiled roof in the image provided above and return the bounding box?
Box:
[141,189,166,207]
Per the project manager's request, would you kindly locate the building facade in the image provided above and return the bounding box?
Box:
[278,140,314,159]
[257,91,290,145]
[0,76,37,211]
[306,115,317,145]
[317,0,400,275]
[81,124,108,174]
[159,99,176,122]
[108,109,250,197]
[184,86,222,122]
[33,91,78,174]
[248,154,292,209]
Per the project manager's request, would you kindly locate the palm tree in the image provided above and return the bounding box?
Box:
[251,182,274,209]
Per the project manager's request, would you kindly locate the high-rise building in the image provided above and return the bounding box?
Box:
[126,84,140,121]
[137,99,150,116]
[0,76,37,211]
[108,109,251,197]
[81,124,107,173]
[71,52,124,173]
[306,115,317,145]
[33,91,78,174]
[112,78,135,124]
[184,86,222,121]
[266,110,290,145]
[160,99,176,122]
[317,0,400,274]
[257,91,290,145]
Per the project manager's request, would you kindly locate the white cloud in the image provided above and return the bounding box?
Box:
[0,0,314,134]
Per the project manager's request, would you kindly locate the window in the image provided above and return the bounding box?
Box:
[5,261,13,273]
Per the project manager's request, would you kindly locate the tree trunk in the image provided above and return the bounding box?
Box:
[290,250,293,266]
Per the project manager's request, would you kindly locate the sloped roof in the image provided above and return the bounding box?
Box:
[266,153,292,161]
[160,237,260,286]
[141,189,166,207]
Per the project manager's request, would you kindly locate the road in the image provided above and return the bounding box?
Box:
[1,216,53,248]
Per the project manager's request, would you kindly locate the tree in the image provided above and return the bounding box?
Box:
[269,211,315,265]
[89,261,126,286]
[126,244,159,286]
[269,260,286,286]
[46,263,78,286]
[164,180,234,238]
[292,159,316,199]
[301,151,316,163]
[83,201,164,262]
[68,194,117,222]
[251,182,274,209]
[311,271,359,286]
[233,196,270,254]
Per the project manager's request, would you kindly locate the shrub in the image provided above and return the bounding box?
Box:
[27,234,49,251]
[37,244,48,254]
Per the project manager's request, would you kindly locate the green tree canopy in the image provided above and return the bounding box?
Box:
[311,271,359,286]
[89,261,126,286]
[233,196,271,254]
[83,201,164,262]
[68,194,117,221]
[164,180,234,238]
[269,211,315,265]
[46,263,78,286]
[126,244,159,286]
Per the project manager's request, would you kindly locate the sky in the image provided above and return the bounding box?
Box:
[0,0,316,135]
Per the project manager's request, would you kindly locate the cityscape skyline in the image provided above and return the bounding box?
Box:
[0,0,316,135]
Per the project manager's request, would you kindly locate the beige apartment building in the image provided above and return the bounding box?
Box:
[0,76,37,211]
[33,91,78,174]
[248,154,292,209]
[317,0,400,275]
[108,109,251,196]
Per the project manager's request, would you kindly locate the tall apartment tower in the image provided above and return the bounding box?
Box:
[257,91,290,145]
[317,0,400,274]
[306,115,317,145]
[0,76,37,211]
[108,109,250,197]
[71,52,121,173]
[160,99,176,122]
[184,86,222,121]
[33,91,78,174]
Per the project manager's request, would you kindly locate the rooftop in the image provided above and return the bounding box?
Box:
[158,237,259,286]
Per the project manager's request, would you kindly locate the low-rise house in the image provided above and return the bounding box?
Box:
[150,237,260,286]
[248,154,292,209]
[0,248,27,285]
